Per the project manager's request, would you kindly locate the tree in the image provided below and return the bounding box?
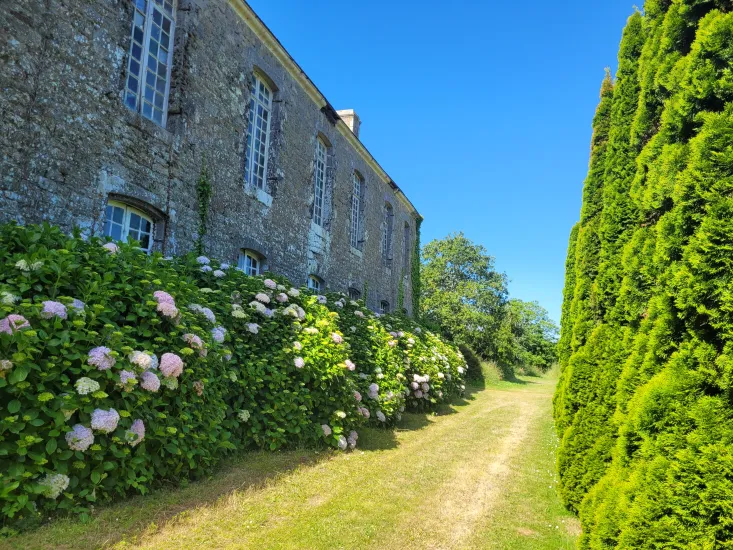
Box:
[420,233,508,358]
[503,299,559,373]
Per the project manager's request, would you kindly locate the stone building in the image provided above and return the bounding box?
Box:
[0,0,421,314]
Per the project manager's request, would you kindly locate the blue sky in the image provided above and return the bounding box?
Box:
[247,0,636,323]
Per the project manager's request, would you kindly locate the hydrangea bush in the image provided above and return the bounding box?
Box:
[0,223,466,528]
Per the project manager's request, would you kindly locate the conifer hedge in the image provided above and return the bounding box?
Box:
[555,2,733,547]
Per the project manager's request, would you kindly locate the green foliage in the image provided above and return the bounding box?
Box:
[420,232,508,357]
[411,218,422,316]
[555,3,733,547]
[195,157,212,255]
[0,223,468,531]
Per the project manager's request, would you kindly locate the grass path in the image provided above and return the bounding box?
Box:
[3,371,579,549]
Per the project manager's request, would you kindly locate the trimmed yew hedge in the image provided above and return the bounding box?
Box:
[555,2,733,547]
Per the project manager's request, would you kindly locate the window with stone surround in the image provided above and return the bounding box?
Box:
[350,171,365,250]
[403,221,411,274]
[238,249,263,276]
[380,300,390,314]
[124,0,176,127]
[348,288,361,301]
[307,275,323,292]
[103,200,154,253]
[313,137,328,227]
[245,74,274,192]
[382,202,394,267]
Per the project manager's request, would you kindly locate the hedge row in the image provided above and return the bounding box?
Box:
[0,223,467,529]
[555,2,733,547]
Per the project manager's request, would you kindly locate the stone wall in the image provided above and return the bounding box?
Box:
[0,0,418,314]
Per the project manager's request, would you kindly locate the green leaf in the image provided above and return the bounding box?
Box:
[91,471,101,484]
[46,439,58,454]
[7,400,21,414]
[9,365,30,384]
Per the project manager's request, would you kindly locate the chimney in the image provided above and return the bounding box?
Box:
[337,109,361,138]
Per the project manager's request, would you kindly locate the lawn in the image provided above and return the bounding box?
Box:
[1,366,578,549]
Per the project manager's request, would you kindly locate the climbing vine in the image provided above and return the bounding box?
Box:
[411,218,422,318]
[195,156,212,255]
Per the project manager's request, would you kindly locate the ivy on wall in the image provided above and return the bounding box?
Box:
[411,218,422,319]
[195,157,212,255]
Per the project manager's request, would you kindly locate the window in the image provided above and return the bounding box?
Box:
[382,203,394,266]
[124,0,176,126]
[403,222,412,271]
[103,201,154,253]
[244,75,273,191]
[307,275,322,292]
[348,288,361,301]
[238,250,262,276]
[350,172,363,249]
[313,138,327,226]
[380,300,390,314]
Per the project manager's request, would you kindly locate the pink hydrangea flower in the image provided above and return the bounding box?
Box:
[157,301,179,318]
[294,357,305,369]
[415,390,424,399]
[183,333,204,349]
[411,382,419,390]
[126,419,145,447]
[66,424,94,452]
[276,293,288,303]
[321,424,332,436]
[140,370,160,392]
[388,340,397,347]
[91,408,120,433]
[376,411,387,423]
[153,291,175,304]
[344,360,356,371]
[103,242,119,254]
[293,341,302,351]
[360,407,371,419]
[88,346,116,371]
[255,293,270,304]
[264,279,277,289]
[0,314,30,334]
[354,311,365,318]
[331,333,343,344]
[160,353,183,378]
[347,430,358,449]
[354,391,362,402]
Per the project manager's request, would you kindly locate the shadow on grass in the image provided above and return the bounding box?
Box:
[4,392,481,548]
[2,450,330,550]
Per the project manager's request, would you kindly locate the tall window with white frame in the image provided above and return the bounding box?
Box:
[313,138,327,227]
[350,172,363,250]
[238,250,262,276]
[124,0,176,126]
[244,75,273,191]
[382,203,394,266]
[103,201,154,253]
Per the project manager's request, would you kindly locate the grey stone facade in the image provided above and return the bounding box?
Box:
[0,0,420,314]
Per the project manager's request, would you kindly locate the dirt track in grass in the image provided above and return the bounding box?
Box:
[4,372,579,550]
